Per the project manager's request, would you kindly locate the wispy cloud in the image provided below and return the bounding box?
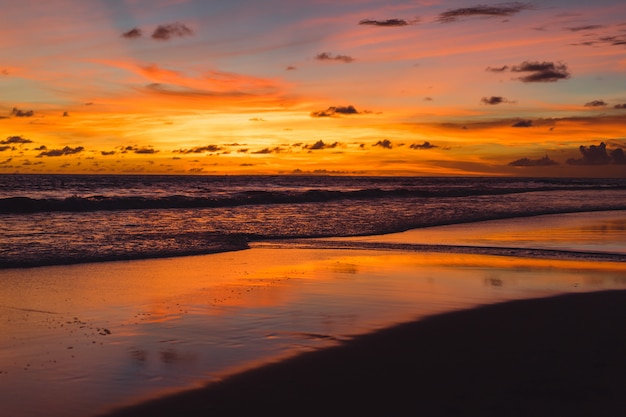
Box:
[122,28,142,39]
[11,107,34,117]
[584,100,607,107]
[174,145,223,154]
[437,2,532,23]
[508,155,558,166]
[358,18,417,27]
[316,52,355,63]
[152,22,194,41]
[310,105,367,118]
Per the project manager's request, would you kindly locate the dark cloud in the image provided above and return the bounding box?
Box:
[252,147,285,154]
[488,62,571,82]
[614,104,626,109]
[152,22,194,41]
[374,139,393,149]
[510,61,571,82]
[584,100,607,107]
[566,142,620,165]
[410,141,438,150]
[174,145,223,154]
[37,146,84,157]
[122,28,142,39]
[316,52,354,63]
[304,140,339,150]
[508,155,558,167]
[611,148,626,164]
[358,18,416,27]
[310,105,366,118]
[1,135,32,145]
[481,96,514,105]
[11,107,34,117]
[101,151,116,156]
[122,145,158,154]
[437,2,532,23]
[512,120,533,127]
[0,146,13,152]
[286,66,297,71]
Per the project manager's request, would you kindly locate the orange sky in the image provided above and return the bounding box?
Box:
[1,0,625,176]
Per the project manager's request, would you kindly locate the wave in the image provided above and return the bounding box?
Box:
[2,183,624,214]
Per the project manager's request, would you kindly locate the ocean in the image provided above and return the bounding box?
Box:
[2,174,626,268]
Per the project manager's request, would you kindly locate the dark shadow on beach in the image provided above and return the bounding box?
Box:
[101,290,626,417]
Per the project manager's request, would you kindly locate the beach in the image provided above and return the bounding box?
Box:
[1,210,625,416]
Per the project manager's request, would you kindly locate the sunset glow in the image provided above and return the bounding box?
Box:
[1,0,625,176]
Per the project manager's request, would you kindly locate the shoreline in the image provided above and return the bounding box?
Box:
[100,289,626,417]
[2,209,625,270]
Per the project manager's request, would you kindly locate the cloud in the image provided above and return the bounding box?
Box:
[37,146,84,157]
[487,61,571,82]
[584,100,607,107]
[566,25,604,32]
[122,28,142,39]
[252,147,285,154]
[573,34,626,47]
[11,107,34,117]
[316,52,354,63]
[510,61,571,82]
[358,18,416,27]
[481,96,514,105]
[286,66,297,71]
[410,141,438,150]
[614,104,626,109]
[566,142,623,165]
[512,120,533,127]
[0,146,13,152]
[374,139,393,149]
[101,151,116,156]
[485,65,509,72]
[1,135,32,145]
[304,140,339,150]
[121,145,158,154]
[174,145,223,154]
[152,22,194,41]
[437,2,532,23]
[508,155,558,167]
[310,105,366,118]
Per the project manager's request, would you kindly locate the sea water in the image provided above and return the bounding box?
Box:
[2,175,626,268]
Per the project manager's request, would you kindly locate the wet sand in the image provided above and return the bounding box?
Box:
[101,289,626,417]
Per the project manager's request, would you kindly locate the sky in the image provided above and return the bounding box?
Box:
[1,0,625,176]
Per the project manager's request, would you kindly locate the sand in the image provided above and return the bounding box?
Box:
[100,289,626,417]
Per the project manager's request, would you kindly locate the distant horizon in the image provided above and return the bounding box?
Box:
[1,1,625,177]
